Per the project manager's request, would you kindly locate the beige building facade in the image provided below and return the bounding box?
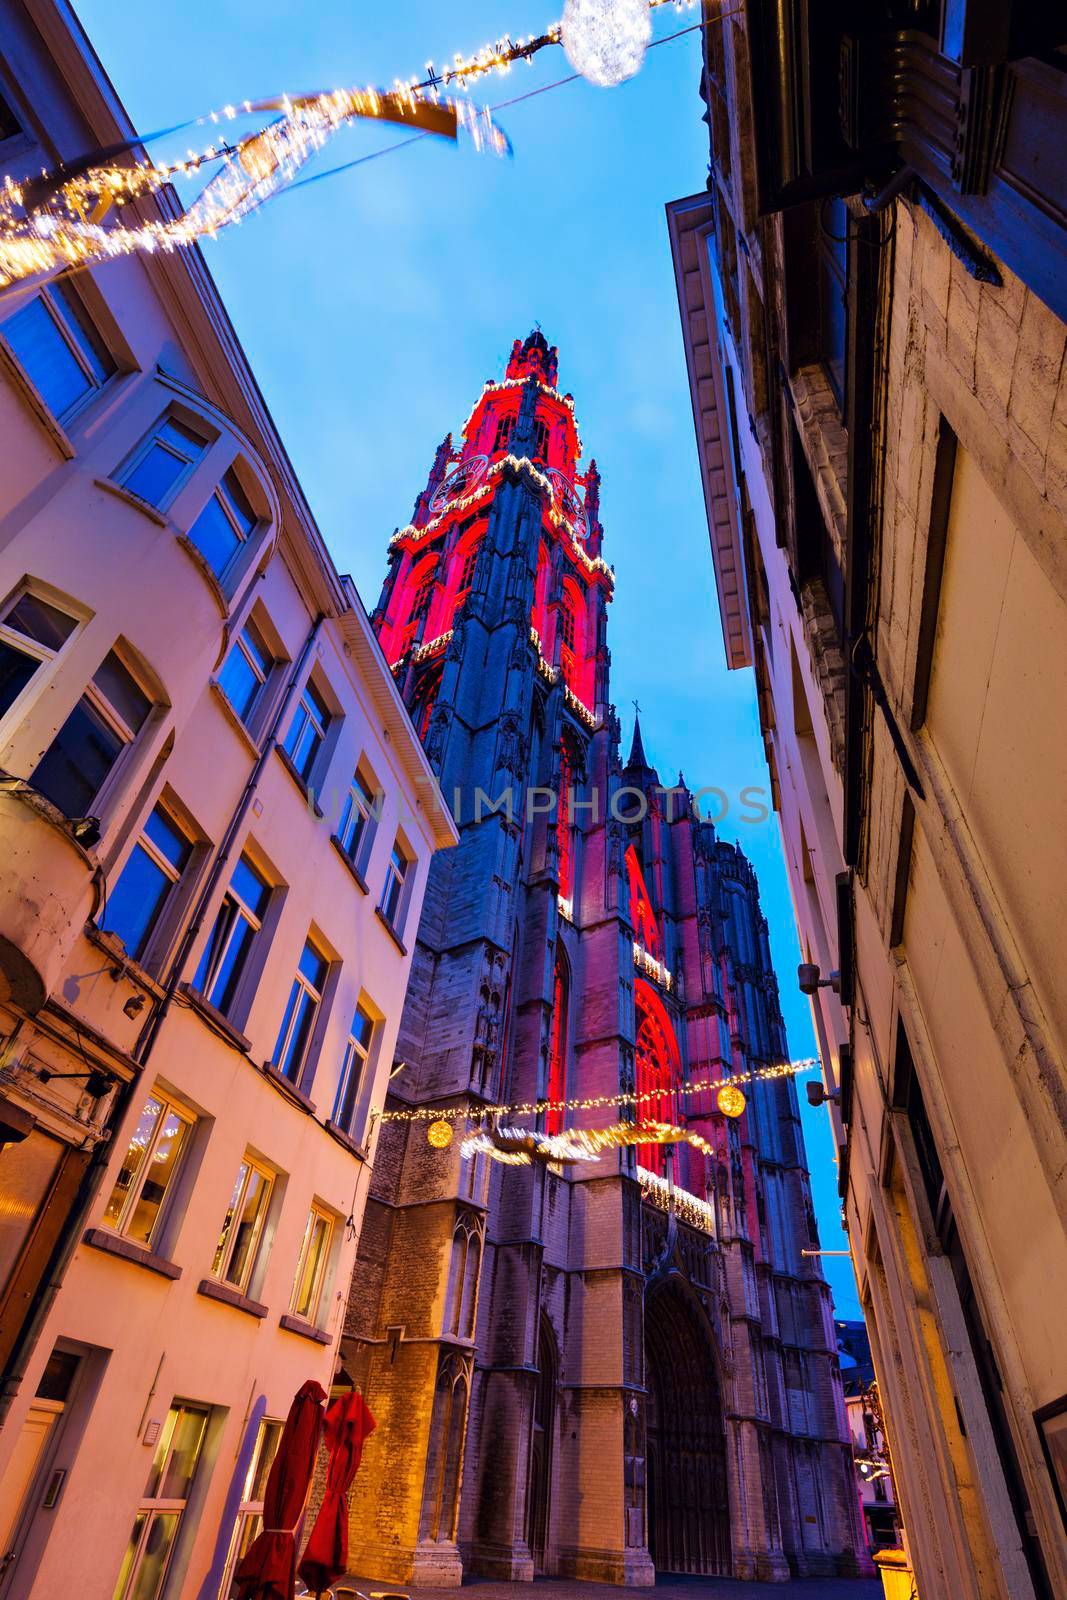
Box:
[669,4,1067,1599]
[0,4,456,1597]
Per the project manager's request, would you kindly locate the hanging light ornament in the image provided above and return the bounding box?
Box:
[717,1082,747,1119]
[561,0,652,87]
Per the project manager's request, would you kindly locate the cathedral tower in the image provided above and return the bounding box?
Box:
[342,335,868,1584]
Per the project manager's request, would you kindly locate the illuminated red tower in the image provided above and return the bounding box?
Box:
[344,334,867,1586]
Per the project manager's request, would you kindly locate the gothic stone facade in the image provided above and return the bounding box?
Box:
[341,333,866,1584]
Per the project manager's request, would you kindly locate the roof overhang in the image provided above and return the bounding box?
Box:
[665,193,752,671]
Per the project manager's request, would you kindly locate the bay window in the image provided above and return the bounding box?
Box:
[119,415,209,511]
[32,647,154,819]
[1,280,115,423]
[0,586,79,722]
[187,465,257,582]
[101,801,194,963]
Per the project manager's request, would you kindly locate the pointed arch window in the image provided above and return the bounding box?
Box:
[634,981,681,1175]
[418,1353,471,1544]
[443,1211,483,1340]
[556,741,574,902]
[546,950,569,1136]
[492,413,514,452]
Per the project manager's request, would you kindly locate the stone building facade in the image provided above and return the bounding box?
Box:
[0,6,455,1596]
[340,332,868,1584]
[669,3,1067,1598]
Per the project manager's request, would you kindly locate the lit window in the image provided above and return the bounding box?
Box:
[282,678,330,784]
[338,767,378,866]
[193,853,271,1017]
[1,281,114,422]
[211,1154,274,1292]
[272,937,329,1082]
[102,1091,194,1247]
[187,466,257,581]
[120,415,209,510]
[0,587,78,721]
[217,615,274,727]
[290,1204,334,1325]
[32,647,153,819]
[112,1402,209,1600]
[379,838,411,933]
[101,802,194,963]
[217,1417,283,1598]
[332,1003,375,1135]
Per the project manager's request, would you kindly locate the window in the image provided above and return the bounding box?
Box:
[492,414,513,452]
[0,90,21,142]
[412,576,434,620]
[272,937,329,1082]
[101,803,193,962]
[217,1418,282,1599]
[282,678,330,784]
[217,615,274,727]
[192,853,271,1016]
[337,767,378,866]
[120,416,208,511]
[211,1154,274,1292]
[545,953,569,1137]
[558,600,575,653]
[332,1003,375,1134]
[290,1204,334,1324]
[187,466,257,581]
[2,282,115,422]
[379,838,411,932]
[0,587,78,721]
[102,1091,194,1247]
[532,417,550,462]
[112,1402,209,1600]
[458,545,479,593]
[32,648,153,819]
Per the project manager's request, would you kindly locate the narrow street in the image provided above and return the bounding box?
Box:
[348,1578,884,1600]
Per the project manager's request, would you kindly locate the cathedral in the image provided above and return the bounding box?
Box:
[340,332,868,1583]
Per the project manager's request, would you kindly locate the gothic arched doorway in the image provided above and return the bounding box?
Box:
[644,1282,730,1576]
[524,1315,557,1572]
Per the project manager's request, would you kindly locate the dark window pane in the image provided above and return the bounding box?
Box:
[276,986,316,1079]
[231,855,270,917]
[210,914,255,1014]
[219,469,256,536]
[122,441,192,508]
[33,697,123,816]
[5,593,78,652]
[51,284,115,388]
[298,941,328,990]
[101,842,171,959]
[3,297,93,419]
[289,720,321,781]
[35,1348,80,1403]
[0,92,21,142]
[93,650,151,733]
[187,494,241,578]
[143,806,191,872]
[241,620,272,678]
[353,1006,374,1050]
[306,681,330,725]
[0,639,39,717]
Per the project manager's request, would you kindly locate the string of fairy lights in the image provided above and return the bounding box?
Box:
[0,0,723,291]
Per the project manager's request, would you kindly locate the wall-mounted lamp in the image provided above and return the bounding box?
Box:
[806,1080,841,1109]
[798,962,840,996]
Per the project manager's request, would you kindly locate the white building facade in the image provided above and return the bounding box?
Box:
[0,5,456,1597]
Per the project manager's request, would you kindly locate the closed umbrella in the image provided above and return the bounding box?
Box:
[236,1379,327,1600]
[298,1390,376,1598]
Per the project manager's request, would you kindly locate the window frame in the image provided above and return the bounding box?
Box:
[282,674,333,787]
[116,411,212,514]
[336,763,380,872]
[31,643,159,822]
[99,797,197,969]
[0,279,117,427]
[101,1089,195,1249]
[289,1203,335,1327]
[271,935,331,1084]
[217,1416,283,1600]
[192,851,273,1021]
[216,609,284,738]
[185,463,261,590]
[210,1152,276,1294]
[379,834,414,936]
[0,581,83,736]
[113,1401,210,1600]
[331,1001,376,1137]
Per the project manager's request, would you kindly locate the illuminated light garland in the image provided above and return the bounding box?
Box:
[633,941,672,991]
[636,1163,716,1233]
[376,1056,819,1124]
[563,683,598,728]
[562,0,653,88]
[459,1116,716,1167]
[0,90,508,289]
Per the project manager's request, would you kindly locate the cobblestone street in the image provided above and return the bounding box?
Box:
[345,1575,883,1600]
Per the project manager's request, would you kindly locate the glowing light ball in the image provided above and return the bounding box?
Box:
[561,0,652,88]
[716,1083,747,1119]
[427,1118,454,1149]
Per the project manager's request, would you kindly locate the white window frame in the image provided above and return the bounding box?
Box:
[106,801,194,964]
[211,1153,275,1293]
[0,583,81,735]
[379,836,412,934]
[118,412,209,512]
[187,465,260,587]
[219,615,273,729]
[114,1402,210,1600]
[272,938,328,1082]
[337,765,379,867]
[194,855,270,1016]
[72,651,155,817]
[332,1003,376,1136]
[283,677,330,783]
[102,1090,195,1246]
[0,280,116,426]
[290,1204,335,1326]
[216,1416,283,1600]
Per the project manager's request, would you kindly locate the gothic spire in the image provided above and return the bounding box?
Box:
[627,711,649,770]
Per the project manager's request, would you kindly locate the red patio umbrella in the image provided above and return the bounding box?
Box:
[236,1379,327,1600]
[297,1389,377,1598]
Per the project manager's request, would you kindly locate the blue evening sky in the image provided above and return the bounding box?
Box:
[75,0,858,1316]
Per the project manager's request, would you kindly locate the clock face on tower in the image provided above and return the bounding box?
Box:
[547,468,587,542]
[429,455,489,515]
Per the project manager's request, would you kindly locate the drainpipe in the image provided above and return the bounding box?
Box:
[0,613,326,1424]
